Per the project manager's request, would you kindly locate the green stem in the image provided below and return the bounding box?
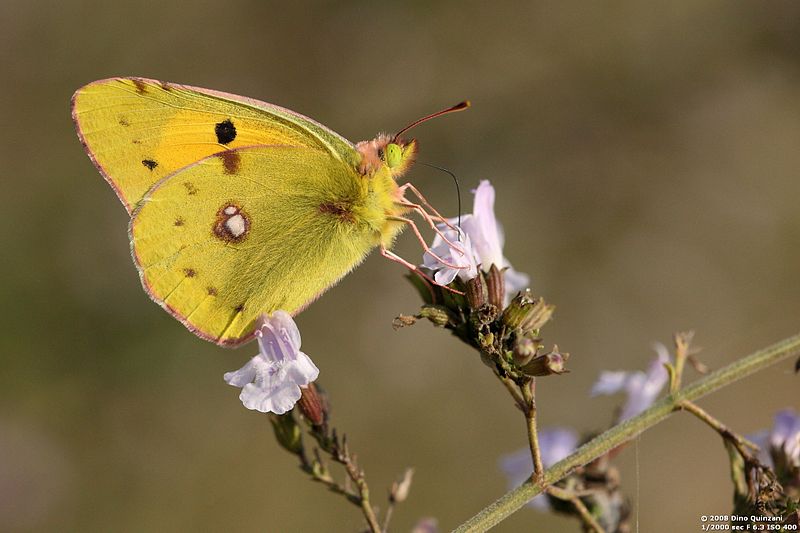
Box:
[453,332,800,533]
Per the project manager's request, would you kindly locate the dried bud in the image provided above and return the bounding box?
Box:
[486,264,505,309]
[520,346,569,376]
[297,383,326,427]
[466,274,487,309]
[518,298,554,333]
[393,314,418,330]
[502,291,535,329]
[419,305,451,327]
[269,413,303,455]
[390,467,415,503]
[513,337,538,366]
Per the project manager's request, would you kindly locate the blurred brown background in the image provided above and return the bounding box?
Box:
[1,1,799,531]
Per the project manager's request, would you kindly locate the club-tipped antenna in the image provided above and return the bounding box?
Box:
[418,161,463,240]
[393,101,471,142]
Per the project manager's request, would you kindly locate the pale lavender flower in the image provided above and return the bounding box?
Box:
[224,311,319,415]
[499,428,579,510]
[751,409,800,469]
[591,343,671,423]
[423,180,529,301]
[411,517,438,533]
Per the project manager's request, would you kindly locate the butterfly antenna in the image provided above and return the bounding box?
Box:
[393,101,471,142]
[418,161,463,240]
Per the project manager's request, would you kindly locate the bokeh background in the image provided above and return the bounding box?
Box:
[2,1,799,531]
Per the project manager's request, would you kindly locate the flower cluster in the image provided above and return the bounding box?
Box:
[500,345,672,511]
[422,180,529,302]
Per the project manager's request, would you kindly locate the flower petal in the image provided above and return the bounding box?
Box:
[503,267,530,301]
[257,310,302,362]
[285,352,320,387]
[499,428,579,512]
[466,181,504,270]
[591,371,631,396]
[223,358,258,387]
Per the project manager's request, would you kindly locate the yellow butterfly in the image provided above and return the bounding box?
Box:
[72,77,468,346]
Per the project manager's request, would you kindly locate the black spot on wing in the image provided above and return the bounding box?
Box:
[215,119,237,145]
[233,304,244,313]
[142,159,158,170]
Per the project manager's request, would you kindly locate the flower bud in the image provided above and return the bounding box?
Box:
[486,264,505,309]
[518,298,554,333]
[466,274,487,309]
[297,383,326,427]
[502,291,535,329]
[390,468,415,503]
[269,413,303,455]
[419,305,451,327]
[520,346,569,376]
[513,337,538,366]
[392,314,418,329]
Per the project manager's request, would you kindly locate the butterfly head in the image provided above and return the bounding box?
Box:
[355,101,469,178]
[356,134,418,177]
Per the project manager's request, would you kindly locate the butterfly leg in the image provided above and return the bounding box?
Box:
[387,215,469,271]
[380,245,464,296]
[398,182,461,233]
[397,200,465,252]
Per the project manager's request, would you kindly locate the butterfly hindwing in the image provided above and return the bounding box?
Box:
[131,146,380,346]
[72,77,357,213]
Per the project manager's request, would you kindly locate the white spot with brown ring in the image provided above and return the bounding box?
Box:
[213,203,250,243]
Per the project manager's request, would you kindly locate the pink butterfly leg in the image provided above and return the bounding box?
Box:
[387,215,467,270]
[379,245,464,296]
[398,182,462,234]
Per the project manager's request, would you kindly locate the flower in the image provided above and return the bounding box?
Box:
[591,343,671,423]
[411,518,438,533]
[751,409,800,470]
[499,428,579,509]
[422,180,529,301]
[223,311,319,415]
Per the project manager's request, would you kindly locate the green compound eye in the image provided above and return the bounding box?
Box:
[385,143,402,168]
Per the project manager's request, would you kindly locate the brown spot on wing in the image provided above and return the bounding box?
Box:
[184,182,199,195]
[218,150,241,175]
[183,268,196,278]
[174,217,185,227]
[119,116,130,127]
[319,201,355,223]
[142,159,158,170]
[233,304,244,313]
[207,287,218,296]
[132,78,148,94]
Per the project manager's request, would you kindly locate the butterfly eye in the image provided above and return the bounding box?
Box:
[385,143,403,169]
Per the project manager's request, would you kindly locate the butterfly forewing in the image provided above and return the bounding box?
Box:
[72,77,357,213]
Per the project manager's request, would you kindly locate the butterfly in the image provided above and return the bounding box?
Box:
[72,77,468,346]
